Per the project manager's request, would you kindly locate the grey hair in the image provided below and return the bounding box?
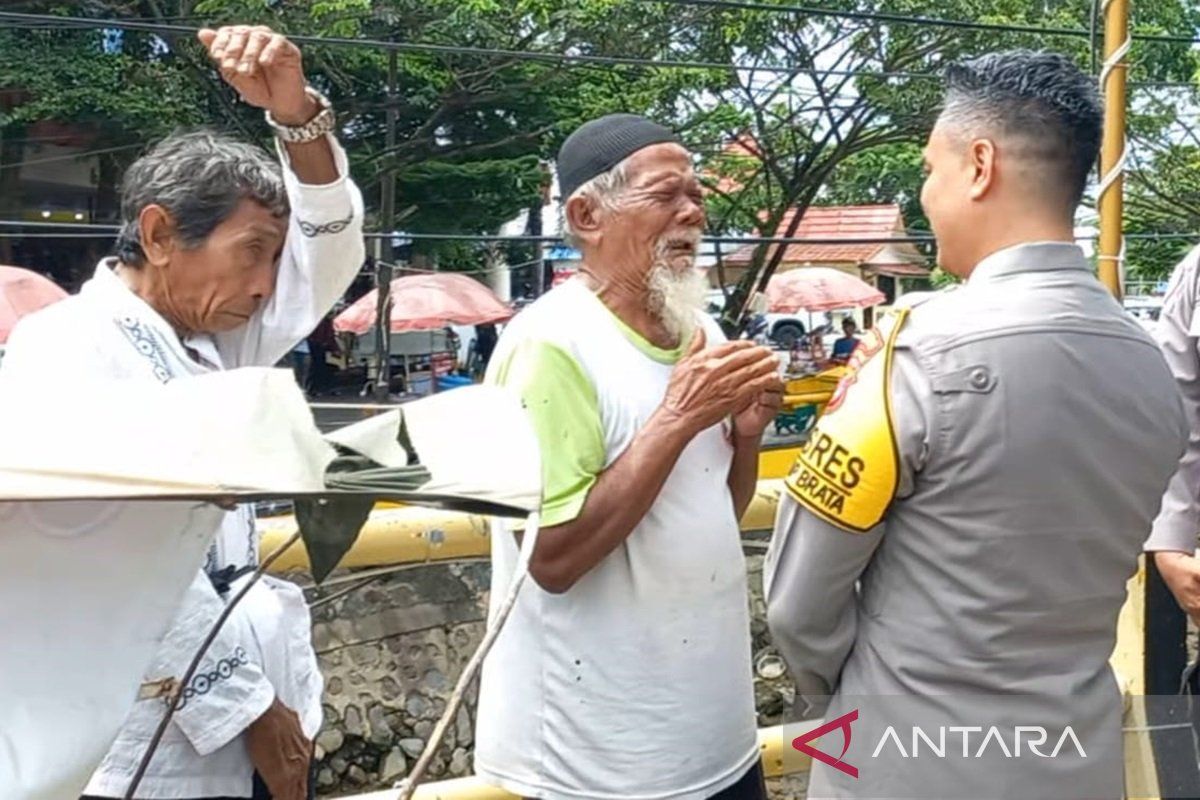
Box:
[939,50,1103,208]
[114,130,289,267]
[560,157,631,247]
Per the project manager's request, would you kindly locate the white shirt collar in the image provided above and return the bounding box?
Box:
[968,242,1088,284]
[86,259,223,370]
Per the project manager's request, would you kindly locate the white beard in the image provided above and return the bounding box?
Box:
[646,251,709,343]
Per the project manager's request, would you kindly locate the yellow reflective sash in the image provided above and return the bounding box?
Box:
[784,308,908,532]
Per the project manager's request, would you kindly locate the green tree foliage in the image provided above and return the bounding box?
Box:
[689,0,1198,325]
[0,0,1196,286]
[1125,93,1200,283]
[189,0,731,266]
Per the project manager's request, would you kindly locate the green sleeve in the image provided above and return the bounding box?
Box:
[488,339,605,527]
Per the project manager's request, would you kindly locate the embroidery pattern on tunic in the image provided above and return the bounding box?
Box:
[244,508,259,568]
[115,315,233,573]
[116,316,175,384]
[176,647,250,710]
[297,212,353,238]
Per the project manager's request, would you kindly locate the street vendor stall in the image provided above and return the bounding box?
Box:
[335,273,513,396]
[761,267,885,434]
[774,366,847,435]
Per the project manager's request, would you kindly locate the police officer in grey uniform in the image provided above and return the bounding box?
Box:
[1147,245,1200,622]
[765,51,1186,799]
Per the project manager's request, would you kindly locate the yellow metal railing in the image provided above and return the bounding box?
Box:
[260,480,790,573]
[335,725,801,800]
[782,370,841,416]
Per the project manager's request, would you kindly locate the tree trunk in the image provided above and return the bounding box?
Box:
[94,152,121,223]
[526,200,545,297]
[0,125,26,264]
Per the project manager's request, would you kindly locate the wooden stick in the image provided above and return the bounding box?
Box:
[394,512,541,799]
[123,530,303,799]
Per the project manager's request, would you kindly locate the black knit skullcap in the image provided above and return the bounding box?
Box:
[556,113,679,200]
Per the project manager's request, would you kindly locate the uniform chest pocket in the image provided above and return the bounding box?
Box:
[930,364,997,395]
[923,360,1007,500]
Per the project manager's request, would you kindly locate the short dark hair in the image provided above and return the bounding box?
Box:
[940,50,1102,208]
[114,130,289,267]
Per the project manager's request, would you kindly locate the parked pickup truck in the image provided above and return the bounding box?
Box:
[705,290,808,347]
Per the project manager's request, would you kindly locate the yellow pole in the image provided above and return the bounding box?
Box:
[1095,1,1161,795]
[331,725,802,800]
[259,479,791,571]
[1096,0,1130,300]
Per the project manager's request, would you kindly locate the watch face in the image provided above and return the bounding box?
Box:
[268,101,335,143]
[281,107,335,143]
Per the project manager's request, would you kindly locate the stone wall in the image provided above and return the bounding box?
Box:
[308,539,805,798]
[309,560,490,793]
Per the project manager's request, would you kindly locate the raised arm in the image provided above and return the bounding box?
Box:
[199,25,365,368]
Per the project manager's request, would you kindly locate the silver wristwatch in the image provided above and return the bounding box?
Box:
[265,87,335,144]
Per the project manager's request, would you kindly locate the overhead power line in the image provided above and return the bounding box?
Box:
[3,232,1197,245]
[0,219,1194,245]
[645,0,1200,44]
[0,11,1195,86]
[0,142,145,170]
[0,11,847,76]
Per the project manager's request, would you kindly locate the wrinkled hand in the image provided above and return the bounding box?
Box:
[732,385,784,441]
[661,329,782,436]
[246,698,311,800]
[197,26,315,125]
[1155,551,1200,625]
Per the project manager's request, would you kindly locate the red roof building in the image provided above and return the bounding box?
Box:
[724,203,927,275]
[717,204,930,305]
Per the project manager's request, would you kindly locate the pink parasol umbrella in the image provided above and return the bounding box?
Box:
[765,267,885,313]
[0,266,68,343]
[334,272,513,335]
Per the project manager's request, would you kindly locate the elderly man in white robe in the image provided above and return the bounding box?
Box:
[0,26,362,800]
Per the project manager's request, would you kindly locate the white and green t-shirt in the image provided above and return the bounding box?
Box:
[475,278,758,800]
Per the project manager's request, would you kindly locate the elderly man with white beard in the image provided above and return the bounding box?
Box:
[474,114,783,800]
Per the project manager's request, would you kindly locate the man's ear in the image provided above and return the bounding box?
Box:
[565,194,603,248]
[137,204,177,268]
[968,138,996,201]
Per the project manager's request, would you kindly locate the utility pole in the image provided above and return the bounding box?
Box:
[1096,0,1128,301]
[529,160,551,298]
[529,203,544,299]
[374,47,398,402]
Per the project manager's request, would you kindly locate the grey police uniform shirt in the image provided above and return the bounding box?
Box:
[1147,244,1200,554]
[765,242,1186,800]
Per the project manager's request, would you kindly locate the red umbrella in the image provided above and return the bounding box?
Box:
[765,267,885,313]
[334,272,513,335]
[0,266,68,343]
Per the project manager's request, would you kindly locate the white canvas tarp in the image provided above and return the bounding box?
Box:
[0,368,538,799]
[0,368,540,512]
